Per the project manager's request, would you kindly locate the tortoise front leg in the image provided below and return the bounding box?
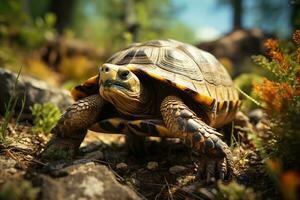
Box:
[160,96,233,180]
[40,94,105,159]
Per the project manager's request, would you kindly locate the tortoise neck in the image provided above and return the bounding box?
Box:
[130,83,153,116]
[114,83,153,117]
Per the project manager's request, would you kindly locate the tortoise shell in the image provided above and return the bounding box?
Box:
[72,39,241,127]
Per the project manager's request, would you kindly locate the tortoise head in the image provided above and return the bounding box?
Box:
[99,64,146,115]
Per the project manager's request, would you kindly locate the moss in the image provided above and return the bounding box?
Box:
[0,180,40,200]
[41,146,74,161]
[217,180,257,200]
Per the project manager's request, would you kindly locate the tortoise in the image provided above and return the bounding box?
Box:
[42,39,241,180]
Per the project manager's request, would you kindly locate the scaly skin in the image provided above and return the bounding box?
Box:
[40,94,104,159]
[160,95,233,180]
[40,93,233,181]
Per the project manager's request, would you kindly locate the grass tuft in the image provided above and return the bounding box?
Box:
[0,67,26,145]
[30,103,61,135]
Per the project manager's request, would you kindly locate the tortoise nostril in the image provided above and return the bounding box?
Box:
[101,66,110,72]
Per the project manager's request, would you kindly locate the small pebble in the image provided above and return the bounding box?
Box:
[36,133,48,143]
[169,165,187,175]
[116,162,128,171]
[23,138,31,143]
[25,155,33,160]
[147,161,159,171]
[130,178,140,185]
[7,125,16,135]
[6,168,18,174]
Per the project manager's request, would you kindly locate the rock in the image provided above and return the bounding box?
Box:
[255,120,270,137]
[6,168,18,174]
[80,141,103,153]
[32,161,141,200]
[197,28,267,77]
[169,165,187,175]
[116,162,128,171]
[0,156,17,169]
[248,109,265,125]
[147,161,158,171]
[0,68,73,120]
[41,36,103,70]
[234,111,252,128]
[83,150,104,160]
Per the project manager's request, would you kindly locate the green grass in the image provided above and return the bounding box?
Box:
[0,67,26,145]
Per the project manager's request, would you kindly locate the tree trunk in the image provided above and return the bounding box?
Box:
[124,0,139,42]
[49,0,77,34]
[291,2,300,32]
[232,0,243,30]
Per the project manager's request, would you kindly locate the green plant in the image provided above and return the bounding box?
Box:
[30,103,61,134]
[0,68,26,145]
[252,30,300,200]
[217,180,257,200]
[253,32,300,170]
[234,73,263,112]
[0,0,56,49]
[0,180,39,200]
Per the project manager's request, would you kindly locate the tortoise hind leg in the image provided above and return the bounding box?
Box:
[160,95,233,181]
[125,132,146,157]
[91,119,169,156]
[127,119,170,156]
[89,118,147,156]
[40,94,105,160]
[89,118,128,134]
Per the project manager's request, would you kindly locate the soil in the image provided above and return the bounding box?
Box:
[0,118,279,200]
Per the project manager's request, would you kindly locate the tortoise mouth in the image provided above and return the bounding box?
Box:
[103,79,133,92]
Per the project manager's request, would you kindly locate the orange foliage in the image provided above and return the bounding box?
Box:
[266,159,281,175]
[296,48,300,64]
[292,30,300,46]
[253,79,297,113]
[264,39,290,73]
[296,68,300,86]
[281,171,300,200]
[255,32,300,200]
[265,39,279,51]
[267,159,300,200]
[293,30,300,64]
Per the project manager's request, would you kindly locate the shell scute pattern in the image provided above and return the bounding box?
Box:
[107,40,239,103]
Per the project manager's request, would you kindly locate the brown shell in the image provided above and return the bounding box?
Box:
[73,39,240,127]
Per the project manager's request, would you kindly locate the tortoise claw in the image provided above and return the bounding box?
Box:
[217,157,227,179]
[206,159,216,182]
[196,152,232,181]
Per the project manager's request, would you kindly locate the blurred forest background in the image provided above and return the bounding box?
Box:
[0,0,299,89]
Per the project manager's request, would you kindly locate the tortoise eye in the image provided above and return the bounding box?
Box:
[118,67,130,80]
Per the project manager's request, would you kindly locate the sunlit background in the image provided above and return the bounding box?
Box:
[0,0,299,87]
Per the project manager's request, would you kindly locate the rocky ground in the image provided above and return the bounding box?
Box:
[0,113,279,200]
